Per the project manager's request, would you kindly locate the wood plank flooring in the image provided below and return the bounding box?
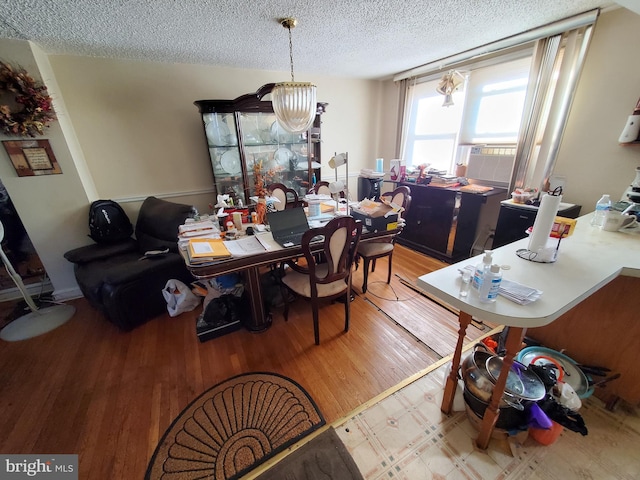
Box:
[0,245,489,479]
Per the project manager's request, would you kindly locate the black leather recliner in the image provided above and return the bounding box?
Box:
[64,196,195,330]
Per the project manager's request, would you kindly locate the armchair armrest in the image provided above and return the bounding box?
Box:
[64,238,138,264]
[102,253,185,285]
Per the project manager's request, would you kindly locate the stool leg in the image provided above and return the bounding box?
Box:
[387,250,393,284]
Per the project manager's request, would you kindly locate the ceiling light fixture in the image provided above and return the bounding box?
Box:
[271,17,317,134]
[436,70,464,107]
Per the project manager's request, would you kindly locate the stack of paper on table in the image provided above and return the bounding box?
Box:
[178,218,220,249]
[186,238,231,264]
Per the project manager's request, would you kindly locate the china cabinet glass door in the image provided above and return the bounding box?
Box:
[203,112,245,204]
[196,84,326,208]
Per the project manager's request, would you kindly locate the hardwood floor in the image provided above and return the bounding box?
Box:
[0,245,488,479]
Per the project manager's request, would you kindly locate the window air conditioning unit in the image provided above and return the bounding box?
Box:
[466,146,516,188]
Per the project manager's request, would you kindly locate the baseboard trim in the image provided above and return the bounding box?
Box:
[0,279,54,303]
[52,287,83,302]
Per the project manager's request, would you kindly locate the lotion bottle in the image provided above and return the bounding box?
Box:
[472,250,493,290]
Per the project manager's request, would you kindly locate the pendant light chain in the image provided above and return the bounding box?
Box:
[288,26,295,82]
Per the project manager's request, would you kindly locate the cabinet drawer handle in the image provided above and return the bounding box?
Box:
[519,215,530,220]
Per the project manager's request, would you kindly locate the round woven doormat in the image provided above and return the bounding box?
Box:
[145,372,325,480]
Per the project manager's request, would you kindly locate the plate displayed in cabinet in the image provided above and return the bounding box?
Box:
[220,150,242,175]
[274,147,295,167]
[270,121,303,144]
[206,120,235,146]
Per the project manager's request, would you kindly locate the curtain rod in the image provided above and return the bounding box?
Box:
[393,9,599,82]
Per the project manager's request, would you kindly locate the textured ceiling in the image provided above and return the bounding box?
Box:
[0,0,614,80]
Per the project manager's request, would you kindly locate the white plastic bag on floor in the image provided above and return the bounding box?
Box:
[163,279,200,317]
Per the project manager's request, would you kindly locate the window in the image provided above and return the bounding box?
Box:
[401,56,531,173]
[395,10,597,190]
[402,79,465,172]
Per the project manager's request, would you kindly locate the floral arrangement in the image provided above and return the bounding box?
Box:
[252,158,282,224]
[252,159,281,198]
[0,61,56,137]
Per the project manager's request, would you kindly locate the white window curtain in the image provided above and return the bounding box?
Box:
[511,23,596,191]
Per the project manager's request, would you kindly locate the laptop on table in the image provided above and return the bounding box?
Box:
[267,207,322,247]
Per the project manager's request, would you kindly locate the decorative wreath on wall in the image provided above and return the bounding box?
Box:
[0,61,56,137]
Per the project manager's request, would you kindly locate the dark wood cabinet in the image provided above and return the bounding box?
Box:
[396,183,507,262]
[492,201,582,248]
[195,84,327,206]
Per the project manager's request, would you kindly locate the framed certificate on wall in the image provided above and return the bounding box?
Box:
[2,139,62,177]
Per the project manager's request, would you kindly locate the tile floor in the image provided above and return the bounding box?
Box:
[336,359,640,480]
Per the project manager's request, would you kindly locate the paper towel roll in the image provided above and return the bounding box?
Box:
[528,193,562,253]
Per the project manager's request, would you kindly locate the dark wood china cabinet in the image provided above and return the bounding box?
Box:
[195,84,327,206]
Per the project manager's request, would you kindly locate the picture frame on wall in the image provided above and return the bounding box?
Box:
[2,139,62,177]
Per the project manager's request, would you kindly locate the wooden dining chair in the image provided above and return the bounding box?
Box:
[267,183,300,211]
[309,181,331,196]
[279,216,363,345]
[356,186,411,293]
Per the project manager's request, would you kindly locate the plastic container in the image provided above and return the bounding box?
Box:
[459,270,471,297]
[478,264,502,303]
[529,420,563,445]
[308,199,321,217]
[511,191,533,204]
[376,158,384,172]
[472,250,493,290]
[591,194,611,227]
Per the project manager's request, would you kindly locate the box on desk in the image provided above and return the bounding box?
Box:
[351,201,399,233]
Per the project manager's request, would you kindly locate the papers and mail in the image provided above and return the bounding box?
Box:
[498,279,543,305]
[223,235,267,257]
[185,239,231,265]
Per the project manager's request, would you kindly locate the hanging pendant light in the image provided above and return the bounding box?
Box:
[436,70,464,107]
[271,18,317,134]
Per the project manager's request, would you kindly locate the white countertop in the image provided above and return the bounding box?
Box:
[500,198,577,211]
[417,212,640,328]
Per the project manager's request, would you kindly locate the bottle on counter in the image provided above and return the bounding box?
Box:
[472,250,493,290]
[591,194,612,227]
[478,264,502,303]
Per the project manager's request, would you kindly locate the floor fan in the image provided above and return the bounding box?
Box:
[0,220,75,341]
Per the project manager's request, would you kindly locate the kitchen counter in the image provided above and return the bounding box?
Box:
[419,212,639,328]
[417,212,640,447]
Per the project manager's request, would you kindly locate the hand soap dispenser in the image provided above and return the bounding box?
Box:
[472,250,493,291]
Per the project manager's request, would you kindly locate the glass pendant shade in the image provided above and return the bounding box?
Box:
[272,82,317,133]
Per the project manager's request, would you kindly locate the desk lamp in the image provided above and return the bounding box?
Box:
[329,152,349,214]
[0,221,75,341]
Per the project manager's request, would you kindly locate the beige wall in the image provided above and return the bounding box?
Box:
[0,40,90,299]
[0,44,381,298]
[554,7,640,209]
[48,56,382,205]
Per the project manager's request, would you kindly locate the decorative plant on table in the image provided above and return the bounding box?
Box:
[252,159,281,224]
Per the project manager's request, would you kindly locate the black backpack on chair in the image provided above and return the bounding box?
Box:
[88,199,133,243]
